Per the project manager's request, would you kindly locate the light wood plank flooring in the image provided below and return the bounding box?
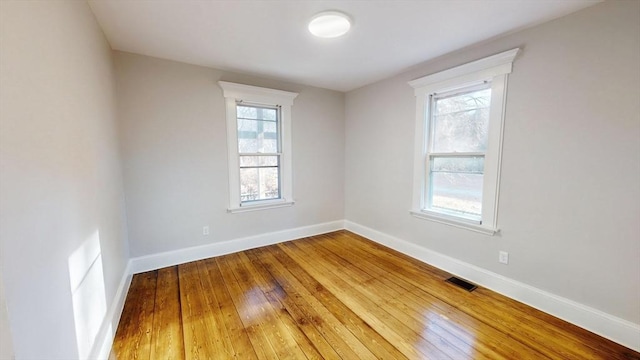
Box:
[111,230,639,359]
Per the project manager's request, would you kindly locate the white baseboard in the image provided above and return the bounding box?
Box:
[344,220,640,352]
[130,220,345,274]
[88,260,133,360]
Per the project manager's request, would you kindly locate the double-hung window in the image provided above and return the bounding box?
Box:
[219,81,298,212]
[237,104,281,202]
[409,49,519,234]
[427,84,491,221]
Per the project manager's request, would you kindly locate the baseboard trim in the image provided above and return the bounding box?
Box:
[130,220,345,274]
[344,220,640,352]
[89,260,133,360]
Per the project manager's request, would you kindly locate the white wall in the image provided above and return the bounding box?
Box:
[345,0,640,325]
[115,52,345,258]
[0,1,129,358]
[0,275,13,359]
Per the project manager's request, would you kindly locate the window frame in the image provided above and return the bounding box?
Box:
[408,48,519,235]
[219,81,298,213]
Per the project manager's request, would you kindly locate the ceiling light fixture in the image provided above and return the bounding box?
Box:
[308,11,352,38]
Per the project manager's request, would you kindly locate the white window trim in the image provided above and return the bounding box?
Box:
[218,81,298,213]
[408,48,519,235]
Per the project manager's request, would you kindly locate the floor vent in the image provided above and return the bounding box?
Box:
[446,276,477,292]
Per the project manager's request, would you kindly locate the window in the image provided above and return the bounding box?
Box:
[409,49,519,234]
[237,104,280,202]
[219,81,298,212]
[428,84,490,220]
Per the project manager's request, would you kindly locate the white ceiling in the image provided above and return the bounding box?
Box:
[88,0,600,92]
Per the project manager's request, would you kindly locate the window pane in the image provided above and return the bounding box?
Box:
[434,88,491,115]
[429,156,484,216]
[430,172,483,216]
[237,118,258,132]
[261,108,277,120]
[237,117,278,154]
[238,138,257,153]
[237,105,277,121]
[432,156,484,173]
[239,155,278,167]
[432,88,491,153]
[240,167,280,202]
[237,105,257,120]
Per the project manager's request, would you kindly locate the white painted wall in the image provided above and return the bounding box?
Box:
[0,275,13,359]
[345,0,640,325]
[115,52,345,257]
[0,1,129,358]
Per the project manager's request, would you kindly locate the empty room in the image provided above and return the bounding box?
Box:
[1,0,639,359]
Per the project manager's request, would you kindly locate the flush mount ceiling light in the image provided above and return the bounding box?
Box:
[308,11,352,38]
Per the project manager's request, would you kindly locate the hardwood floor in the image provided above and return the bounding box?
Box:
[111,231,639,359]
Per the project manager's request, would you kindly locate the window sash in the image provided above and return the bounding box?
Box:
[427,83,491,154]
[426,153,485,220]
[239,154,281,202]
[237,103,281,155]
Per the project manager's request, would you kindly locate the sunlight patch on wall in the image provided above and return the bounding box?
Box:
[68,230,107,359]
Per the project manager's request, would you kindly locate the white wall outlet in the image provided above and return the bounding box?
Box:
[499,251,509,264]
[203,226,210,236]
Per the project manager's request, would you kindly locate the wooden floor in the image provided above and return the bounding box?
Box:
[111,231,639,359]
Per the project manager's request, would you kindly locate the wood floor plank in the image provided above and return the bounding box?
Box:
[220,253,303,359]
[279,240,453,359]
[150,267,184,360]
[290,237,475,359]
[179,262,234,359]
[111,270,158,360]
[216,255,294,360]
[112,231,640,360]
[306,235,495,360]
[250,246,388,360]
[243,248,346,360]
[313,233,547,360]
[195,260,246,359]
[233,251,326,360]
[214,254,275,360]
[201,258,259,360]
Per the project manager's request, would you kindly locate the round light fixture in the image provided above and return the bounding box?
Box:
[308,11,351,38]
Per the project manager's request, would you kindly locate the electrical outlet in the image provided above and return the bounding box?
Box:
[203,226,210,236]
[499,251,509,264]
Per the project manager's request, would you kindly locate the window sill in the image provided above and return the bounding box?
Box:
[228,200,294,213]
[410,210,498,236]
